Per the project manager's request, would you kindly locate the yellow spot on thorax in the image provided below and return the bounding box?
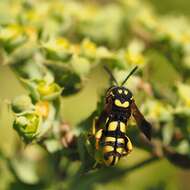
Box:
[114,99,129,108]
[120,122,126,133]
[108,121,118,131]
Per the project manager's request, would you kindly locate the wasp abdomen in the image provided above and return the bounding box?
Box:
[102,120,126,166]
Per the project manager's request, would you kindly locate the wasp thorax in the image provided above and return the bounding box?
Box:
[106,86,133,109]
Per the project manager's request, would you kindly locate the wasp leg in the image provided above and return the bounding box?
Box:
[92,117,98,135]
[95,129,104,150]
[122,135,133,156]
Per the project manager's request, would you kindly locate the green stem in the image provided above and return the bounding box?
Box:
[123,156,159,173]
[69,156,160,190]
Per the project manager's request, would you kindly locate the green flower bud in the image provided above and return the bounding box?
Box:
[81,39,97,59]
[20,78,62,101]
[12,95,34,113]
[37,81,62,100]
[13,112,41,142]
[41,38,72,61]
[71,55,90,76]
[0,25,28,53]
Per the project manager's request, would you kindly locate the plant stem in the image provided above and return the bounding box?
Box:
[69,156,160,190]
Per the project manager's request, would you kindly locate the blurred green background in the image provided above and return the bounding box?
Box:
[1,0,190,190]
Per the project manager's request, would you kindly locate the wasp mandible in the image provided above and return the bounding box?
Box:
[92,66,152,166]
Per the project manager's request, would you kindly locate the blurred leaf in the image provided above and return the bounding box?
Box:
[162,123,174,145]
[146,51,181,103]
[164,147,190,169]
[11,159,39,184]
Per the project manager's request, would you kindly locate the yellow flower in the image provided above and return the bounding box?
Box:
[0,24,24,41]
[125,40,146,65]
[81,39,97,58]
[136,8,158,30]
[177,83,190,107]
[125,52,145,65]
[70,44,81,55]
[35,101,49,118]
[42,37,70,52]
[180,33,190,45]
[144,100,171,121]
[24,26,38,42]
[37,82,57,96]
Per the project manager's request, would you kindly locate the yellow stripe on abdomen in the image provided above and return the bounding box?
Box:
[103,145,114,153]
[105,137,116,142]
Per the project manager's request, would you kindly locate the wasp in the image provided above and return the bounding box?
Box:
[92,66,152,166]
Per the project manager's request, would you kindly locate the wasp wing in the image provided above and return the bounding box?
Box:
[131,100,152,140]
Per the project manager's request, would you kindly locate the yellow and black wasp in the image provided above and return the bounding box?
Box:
[93,66,152,166]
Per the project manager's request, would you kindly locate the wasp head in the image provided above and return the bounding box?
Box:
[104,66,137,110]
[106,86,133,109]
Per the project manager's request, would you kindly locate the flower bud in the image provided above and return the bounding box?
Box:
[71,55,90,76]
[41,38,72,61]
[12,95,34,113]
[13,112,41,142]
[37,81,62,100]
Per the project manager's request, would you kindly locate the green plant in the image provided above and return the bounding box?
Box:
[0,0,190,190]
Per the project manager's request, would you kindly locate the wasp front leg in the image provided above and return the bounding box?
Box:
[91,109,107,153]
[95,129,104,150]
[92,97,113,145]
[92,118,104,150]
[122,135,133,156]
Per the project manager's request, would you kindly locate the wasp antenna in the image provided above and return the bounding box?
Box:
[121,66,138,86]
[104,66,118,85]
